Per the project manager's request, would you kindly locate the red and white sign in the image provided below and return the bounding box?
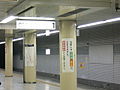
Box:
[61,38,74,72]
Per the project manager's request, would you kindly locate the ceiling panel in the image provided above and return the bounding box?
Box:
[77,8,120,25]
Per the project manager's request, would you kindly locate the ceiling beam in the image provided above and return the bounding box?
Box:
[8,0,112,15]
[8,0,31,15]
[32,0,112,7]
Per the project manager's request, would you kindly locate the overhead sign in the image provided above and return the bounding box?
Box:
[16,20,56,30]
[61,38,75,72]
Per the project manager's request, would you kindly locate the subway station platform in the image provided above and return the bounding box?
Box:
[0,69,105,90]
[0,0,120,90]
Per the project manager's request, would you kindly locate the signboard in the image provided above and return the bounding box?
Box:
[62,38,74,72]
[16,20,56,30]
[25,44,35,66]
[80,62,85,69]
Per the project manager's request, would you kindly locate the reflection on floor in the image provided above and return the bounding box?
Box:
[0,70,106,90]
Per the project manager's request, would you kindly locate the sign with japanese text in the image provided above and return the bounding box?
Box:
[16,20,56,30]
[62,38,74,72]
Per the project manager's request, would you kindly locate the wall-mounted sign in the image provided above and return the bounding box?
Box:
[61,38,74,72]
[16,20,56,30]
[80,62,85,69]
[25,44,35,66]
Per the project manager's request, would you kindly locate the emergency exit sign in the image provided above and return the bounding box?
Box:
[16,20,56,30]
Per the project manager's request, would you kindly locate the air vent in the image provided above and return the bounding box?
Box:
[58,8,89,17]
[17,6,34,15]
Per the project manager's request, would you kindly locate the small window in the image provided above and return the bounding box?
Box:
[46,49,51,55]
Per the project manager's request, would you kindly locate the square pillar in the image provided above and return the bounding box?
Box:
[5,30,13,77]
[23,31,36,83]
[59,20,77,90]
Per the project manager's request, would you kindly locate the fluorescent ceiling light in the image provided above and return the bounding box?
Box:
[77,17,120,29]
[0,41,5,45]
[12,37,24,42]
[0,16,55,24]
[105,17,120,23]
[50,31,59,34]
[0,30,59,45]
[0,16,18,23]
[37,30,59,37]
[18,17,55,20]
[37,33,46,37]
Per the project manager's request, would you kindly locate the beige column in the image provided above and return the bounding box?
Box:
[23,31,36,83]
[59,20,77,90]
[5,30,13,77]
[23,8,37,83]
[59,6,77,90]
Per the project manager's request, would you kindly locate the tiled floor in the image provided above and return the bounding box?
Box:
[0,71,106,90]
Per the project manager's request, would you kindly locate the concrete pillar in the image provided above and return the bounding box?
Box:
[23,31,36,83]
[5,30,13,77]
[59,20,77,90]
[23,8,37,83]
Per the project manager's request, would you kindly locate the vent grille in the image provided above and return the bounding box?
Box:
[58,8,89,17]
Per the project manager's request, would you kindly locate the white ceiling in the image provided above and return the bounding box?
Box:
[6,0,120,23]
[0,0,23,21]
[0,2,15,20]
[0,0,23,41]
[0,0,119,25]
[77,8,120,25]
